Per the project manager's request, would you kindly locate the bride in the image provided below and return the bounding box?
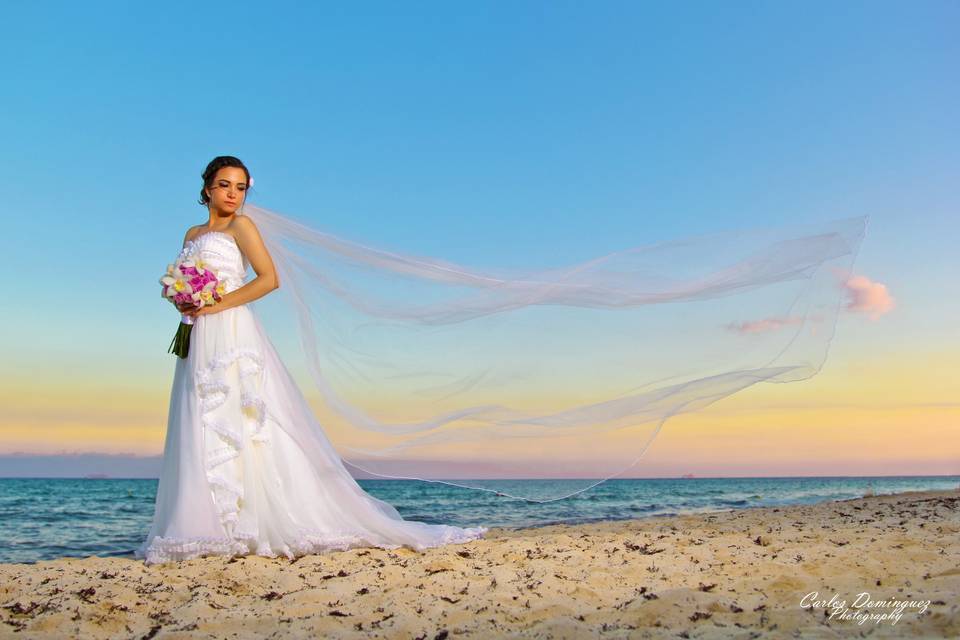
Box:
[135,156,488,565]
[137,154,868,564]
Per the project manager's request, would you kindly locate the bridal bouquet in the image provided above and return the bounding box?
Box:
[161,251,227,358]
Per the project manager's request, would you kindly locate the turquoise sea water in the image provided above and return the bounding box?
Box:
[0,475,956,564]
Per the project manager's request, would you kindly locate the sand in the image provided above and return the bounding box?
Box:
[1,488,957,639]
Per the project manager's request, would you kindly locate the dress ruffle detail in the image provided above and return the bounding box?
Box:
[137,535,249,565]
[197,347,267,537]
[138,522,488,565]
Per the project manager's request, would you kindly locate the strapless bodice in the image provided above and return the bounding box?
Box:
[179,231,249,293]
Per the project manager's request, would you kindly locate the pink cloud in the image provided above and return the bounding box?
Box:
[725,316,805,334]
[840,273,895,320]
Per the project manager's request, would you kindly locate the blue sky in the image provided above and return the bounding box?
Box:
[0,1,957,476]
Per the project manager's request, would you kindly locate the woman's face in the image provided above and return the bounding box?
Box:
[205,167,248,214]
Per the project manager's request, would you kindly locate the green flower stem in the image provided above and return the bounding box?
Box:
[167,321,193,359]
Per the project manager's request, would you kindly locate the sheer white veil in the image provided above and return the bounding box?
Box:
[237,201,869,502]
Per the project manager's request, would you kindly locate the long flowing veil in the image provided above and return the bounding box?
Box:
[237,202,868,502]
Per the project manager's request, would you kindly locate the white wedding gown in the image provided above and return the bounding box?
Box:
[135,231,488,565]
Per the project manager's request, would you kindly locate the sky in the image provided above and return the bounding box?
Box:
[1,1,957,479]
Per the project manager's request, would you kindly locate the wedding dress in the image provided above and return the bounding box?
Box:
[135,230,488,565]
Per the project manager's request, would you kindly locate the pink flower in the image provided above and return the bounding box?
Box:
[161,248,224,312]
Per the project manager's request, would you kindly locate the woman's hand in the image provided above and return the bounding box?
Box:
[175,300,217,318]
[181,302,221,319]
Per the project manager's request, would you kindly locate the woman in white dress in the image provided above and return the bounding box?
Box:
[135,156,488,565]
[137,154,869,563]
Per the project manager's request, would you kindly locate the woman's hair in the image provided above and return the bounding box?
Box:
[198,156,252,206]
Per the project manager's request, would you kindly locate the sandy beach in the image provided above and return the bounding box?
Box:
[1,488,956,639]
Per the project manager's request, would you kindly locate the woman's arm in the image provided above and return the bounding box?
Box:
[183,216,279,317]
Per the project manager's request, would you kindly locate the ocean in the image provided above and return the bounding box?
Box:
[1,475,956,564]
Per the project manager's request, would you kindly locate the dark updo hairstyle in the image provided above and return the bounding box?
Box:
[198,155,252,206]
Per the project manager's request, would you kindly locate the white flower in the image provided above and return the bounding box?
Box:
[161,266,193,297]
